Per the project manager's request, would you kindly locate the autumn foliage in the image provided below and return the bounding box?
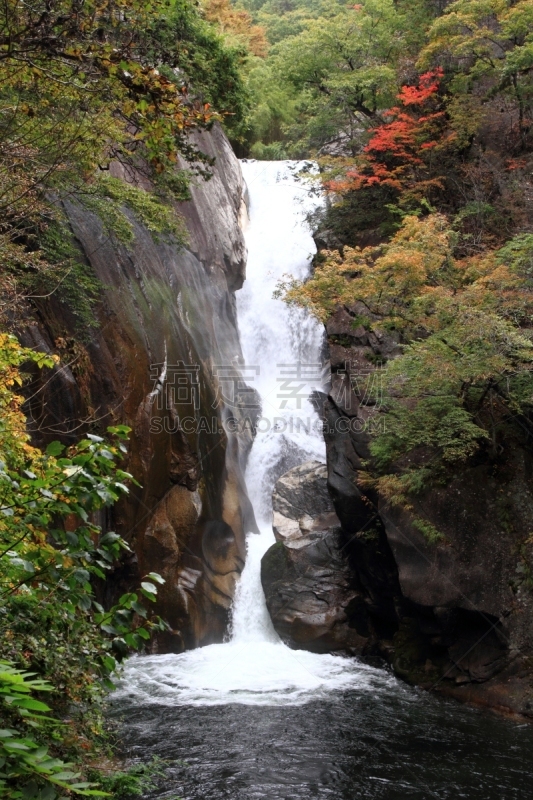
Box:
[203,0,269,57]
[279,212,533,501]
[325,69,451,202]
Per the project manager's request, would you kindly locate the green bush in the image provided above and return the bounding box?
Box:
[0,334,167,798]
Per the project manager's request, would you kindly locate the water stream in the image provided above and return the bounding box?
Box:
[110,161,533,798]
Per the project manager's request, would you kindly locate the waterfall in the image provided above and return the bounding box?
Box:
[231,160,325,644]
[236,160,326,524]
[114,162,380,706]
[107,165,533,800]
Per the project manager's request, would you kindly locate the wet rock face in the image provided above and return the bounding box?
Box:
[318,303,533,718]
[261,462,368,653]
[19,125,255,651]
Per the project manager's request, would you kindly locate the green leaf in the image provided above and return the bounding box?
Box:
[73,569,90,584]
[118,593,136,606]
[46,442,65,457]
[101,656,116,672]
[99,532,120,545]
[10,697,51,712]
[4,741,31,751]
[77,595,92,612]
[131,601,147,618]
[100,624,118,635]
[50,771,79,781]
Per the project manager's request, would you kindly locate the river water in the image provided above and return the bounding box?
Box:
[110,161,533,799]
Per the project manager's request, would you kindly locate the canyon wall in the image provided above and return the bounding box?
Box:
[324,307,533,717]
[19,125,255,652]
[262,303,533,719]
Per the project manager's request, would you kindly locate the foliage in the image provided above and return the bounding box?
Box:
[244,0,533,260]
[323,69,452,208]
[238,0,444,156]
[249,0,533,537]
[263,0,533,509]
[202,0,268,57]
[86,758,171,799]
[0,0,216,225]
[279,213,533,498]
[148,0,250,138]
[274,0,403,116]
[80,176,189,247]
[265,0,407,155]
[38,221,103,332]
[234,0,533,554]
[0,662,105,799]
[0,0,250,326]
[0,214,103,333]
[0,173,190,331]
[411,517,444,544]
[497,234,533,282]
[0,333,167,798]
[420,0,533,143]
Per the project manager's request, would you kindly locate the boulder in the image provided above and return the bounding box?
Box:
[261,461,369,653]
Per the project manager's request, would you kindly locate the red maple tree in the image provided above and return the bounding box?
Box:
[326,68,452,200]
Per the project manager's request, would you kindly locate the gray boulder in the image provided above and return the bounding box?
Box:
[261,461,369,653]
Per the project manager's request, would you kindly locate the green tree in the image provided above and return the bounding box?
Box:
[421,0,533,144]
[270,0,406,153]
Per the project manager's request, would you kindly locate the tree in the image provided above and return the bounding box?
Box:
[271,0,406,153]
[420,0,533,147]
[278,214,533,501]
[202,0,269,57]
[322,69,455,209]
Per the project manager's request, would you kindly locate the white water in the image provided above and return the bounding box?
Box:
[236,161,326,522]
[115,161,396,706]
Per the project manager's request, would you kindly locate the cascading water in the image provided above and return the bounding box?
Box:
[114,161,390,706]
[235,160,326,523]
[110,163,533,800]
[228,159,328,648]
[229,159,329,652]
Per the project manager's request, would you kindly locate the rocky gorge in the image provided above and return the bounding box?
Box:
[108,158,533,800]
[19,128,533,720]
[5,143,533,800]
[5,0,533,795]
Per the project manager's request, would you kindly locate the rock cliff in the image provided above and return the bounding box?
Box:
[262,303,533,719]
[19,124,256,652]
